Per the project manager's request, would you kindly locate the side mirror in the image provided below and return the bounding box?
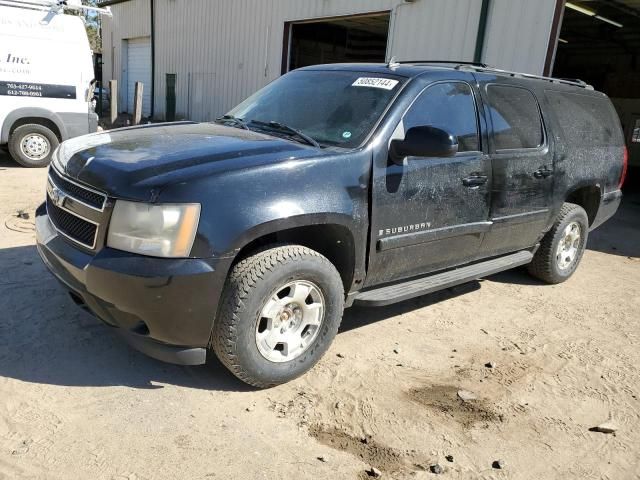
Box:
[389,126,458,163]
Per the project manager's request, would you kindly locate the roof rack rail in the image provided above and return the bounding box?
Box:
[456,64,594,90]
[396,60,490,68]
[0,0,112,16]
[388,60,594,90]
[557,78,590,86]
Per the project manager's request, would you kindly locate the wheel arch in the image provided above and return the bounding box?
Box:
[230,216,359,293]
[565,184,602,226]
[1,108,67,144]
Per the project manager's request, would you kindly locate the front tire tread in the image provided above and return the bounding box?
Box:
[212,245,342,388]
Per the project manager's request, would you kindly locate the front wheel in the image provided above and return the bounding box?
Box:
[8,124,59,168]
[211,245,344,388]
[528,202,589,284]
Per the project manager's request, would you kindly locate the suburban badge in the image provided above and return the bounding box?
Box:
[379,222,432,237]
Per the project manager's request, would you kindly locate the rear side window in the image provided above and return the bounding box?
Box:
[486,85,543,151]
[545,91,624,147]
[403,82,480,152]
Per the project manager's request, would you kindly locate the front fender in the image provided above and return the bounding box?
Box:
[158,149,372,275]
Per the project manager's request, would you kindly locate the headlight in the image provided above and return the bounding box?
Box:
[107,200,201,258]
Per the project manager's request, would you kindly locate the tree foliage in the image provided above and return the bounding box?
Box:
[66,0,102,53]
[86,23,101,53]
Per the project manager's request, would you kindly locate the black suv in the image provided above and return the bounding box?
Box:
[36,62,627,387]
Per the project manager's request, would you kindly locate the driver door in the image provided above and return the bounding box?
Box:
[366,80,492,287]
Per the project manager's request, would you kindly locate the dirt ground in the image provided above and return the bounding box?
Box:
[1,149,639,480]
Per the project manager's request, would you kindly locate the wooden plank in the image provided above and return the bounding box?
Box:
[133,81,143,125]
[109,79,118,125]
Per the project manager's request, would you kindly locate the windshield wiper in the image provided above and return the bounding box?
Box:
[214,115,249,130]
[250,120,320,148]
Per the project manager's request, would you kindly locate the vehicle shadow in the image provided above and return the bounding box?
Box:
[586,188,640,258]
[485,266,546,286]
[0,244,254,392]
[340,281,480,333]
[0,149,20,169]
[1,244,482,392]
[491,187,640,289]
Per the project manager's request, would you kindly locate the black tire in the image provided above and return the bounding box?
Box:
[8,124,59,168]
[528,202,589,284]
[212,245,344,388]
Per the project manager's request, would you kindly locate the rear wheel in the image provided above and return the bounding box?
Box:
[212,245,344,388]
[528,202,589,284]
[8,124,59,168]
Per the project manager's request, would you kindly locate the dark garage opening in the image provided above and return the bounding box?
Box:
[285,13,390,72]
[553,1,640,184]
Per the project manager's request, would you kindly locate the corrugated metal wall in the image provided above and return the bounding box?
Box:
[482,0,557,74]
[102,0,557,121]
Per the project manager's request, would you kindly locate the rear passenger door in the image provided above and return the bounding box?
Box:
[477,81,555,256]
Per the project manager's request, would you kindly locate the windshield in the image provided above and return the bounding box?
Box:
[226,70,404,148]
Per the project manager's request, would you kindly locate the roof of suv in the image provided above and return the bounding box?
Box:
[299,61,595,91]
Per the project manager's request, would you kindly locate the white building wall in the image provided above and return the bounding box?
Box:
[101,0,150,112]
[102,0,557,121]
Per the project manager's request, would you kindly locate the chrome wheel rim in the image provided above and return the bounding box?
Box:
[556,221,582,270]
[20,133,50,160]
[255,280,325,363]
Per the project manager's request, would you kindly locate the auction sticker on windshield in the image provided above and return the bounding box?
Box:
[352,77,399,90]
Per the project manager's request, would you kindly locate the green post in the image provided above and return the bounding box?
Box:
[474,0,491,64]
[166,74,176,122]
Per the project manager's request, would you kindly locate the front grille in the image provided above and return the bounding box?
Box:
[49,168,106,210]
[46,197,98,248]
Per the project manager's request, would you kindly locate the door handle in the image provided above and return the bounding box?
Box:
[462,174,488,187]
[533,166,553,179]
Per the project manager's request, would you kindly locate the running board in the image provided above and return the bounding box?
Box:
[352,250,533,307]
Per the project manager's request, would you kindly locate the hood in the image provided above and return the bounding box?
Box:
[55,122,326,200]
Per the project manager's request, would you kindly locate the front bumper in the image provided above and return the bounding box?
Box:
[35,203,231,365]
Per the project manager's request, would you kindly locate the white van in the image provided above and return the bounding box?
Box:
[0,2,100,167]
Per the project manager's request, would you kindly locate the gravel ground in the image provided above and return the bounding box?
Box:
[1,150,639,480]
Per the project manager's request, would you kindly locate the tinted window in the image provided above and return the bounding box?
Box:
[545,91,624,147]
[487,85,543,150]
[403,82,480,152]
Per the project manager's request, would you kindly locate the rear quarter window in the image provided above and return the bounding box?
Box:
[545,91,624,147]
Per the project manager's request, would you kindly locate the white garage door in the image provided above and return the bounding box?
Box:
[126,37,151,117]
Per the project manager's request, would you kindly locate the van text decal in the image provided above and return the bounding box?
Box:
[0,81,76,99]
[0,53,30,65]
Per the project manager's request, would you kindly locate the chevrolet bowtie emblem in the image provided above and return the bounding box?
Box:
[48,184,67,208]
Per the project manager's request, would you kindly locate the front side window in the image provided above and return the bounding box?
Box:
[403,82,480,153]
[226,70,404,148]
[487,85,543,151]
